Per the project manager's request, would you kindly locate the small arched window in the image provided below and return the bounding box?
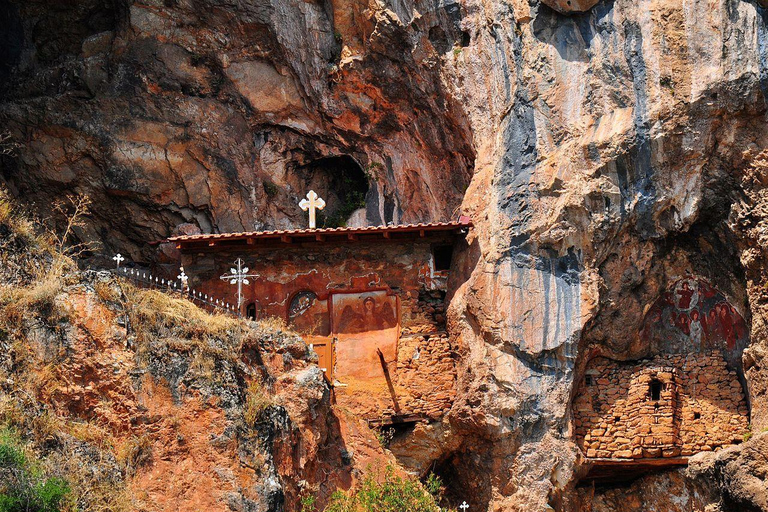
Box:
[246,302,258,321]
[649,379,663,401]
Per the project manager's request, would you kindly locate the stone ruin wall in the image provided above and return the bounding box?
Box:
[573,354,749,460]
[180,239,457,420]
[394,290,456,419]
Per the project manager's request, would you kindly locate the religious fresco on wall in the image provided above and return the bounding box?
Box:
[639,277,749,371]
[331,291,399,379]
[288,290,330,336]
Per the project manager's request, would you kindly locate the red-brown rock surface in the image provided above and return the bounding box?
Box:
[2,0,768,510]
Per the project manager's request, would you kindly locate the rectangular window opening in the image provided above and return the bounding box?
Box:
[650,379,663,401]
[432,245,453,272]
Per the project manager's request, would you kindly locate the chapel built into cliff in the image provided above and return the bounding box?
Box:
[573,278,751,480]
[168,217,472,422]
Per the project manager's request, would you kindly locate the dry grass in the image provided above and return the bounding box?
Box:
[0,190,294,511]
[0,393,130,512]
[189,348,218,381]
[122,284,251,386]
[0,130,20,156]
[258,315,292,333]
[94,279,122,303]
[65,478,133,512]
[66,419,115,451]
[125,285,240,340]
[46,448,133,512]
[243,380,273,426]
[0,272,63,324]
[29,410,65,445]
[33,363,68,400]
[0,188,39,247]
[0,394,26,427]
[116,434,153,474]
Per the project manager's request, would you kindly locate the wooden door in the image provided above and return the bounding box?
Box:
[305,335,334,382]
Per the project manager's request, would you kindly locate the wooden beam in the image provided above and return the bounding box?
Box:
[419,230,425,237]
[382,231,390,239]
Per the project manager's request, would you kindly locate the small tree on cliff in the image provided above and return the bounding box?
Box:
[324,466,454,512]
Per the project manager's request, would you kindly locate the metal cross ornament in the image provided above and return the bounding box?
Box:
[219,258,259,312]
[459,502,469,512]
[299,190,326,229]
[177,266,189,291]
[112,253,124,269]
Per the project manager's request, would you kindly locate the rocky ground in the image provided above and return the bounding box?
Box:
[2,0,768,510]
[0,194,402,511]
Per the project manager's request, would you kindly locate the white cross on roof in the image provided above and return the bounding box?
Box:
[299,190,326,229]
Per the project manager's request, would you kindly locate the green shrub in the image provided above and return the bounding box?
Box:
[324,466,451,512]
[301,494,317,512]
[263,181,279,198]
[373,427,394,448]
[0,429,71,512]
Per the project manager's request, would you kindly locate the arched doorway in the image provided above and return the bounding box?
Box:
[245,302,259,321]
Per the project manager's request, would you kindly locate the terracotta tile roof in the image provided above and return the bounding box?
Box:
[168,216,472,246]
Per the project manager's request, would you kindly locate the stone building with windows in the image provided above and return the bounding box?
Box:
[573,354,749,460]
[167,218,471,422]
[573,278,751,472]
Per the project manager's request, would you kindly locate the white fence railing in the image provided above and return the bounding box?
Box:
[112,266,239,317]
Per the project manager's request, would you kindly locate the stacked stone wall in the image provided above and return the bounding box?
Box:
[393,334,455,419]
[391,289,454,418]
[573,354,749,459]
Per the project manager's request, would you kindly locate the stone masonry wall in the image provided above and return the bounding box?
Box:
[393,289,456,419]
[573,354,749,459]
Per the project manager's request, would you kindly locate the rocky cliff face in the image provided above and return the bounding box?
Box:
[2,0,768,510]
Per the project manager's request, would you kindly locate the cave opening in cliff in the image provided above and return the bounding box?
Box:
[297,155,369,228]
[426,451,491,510]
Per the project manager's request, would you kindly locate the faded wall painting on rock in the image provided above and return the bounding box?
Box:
[639,277,749,371]
[288,290,330,336]
[332,291,399,380]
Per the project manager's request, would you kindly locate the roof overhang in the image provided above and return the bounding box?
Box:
[168,216,472,252]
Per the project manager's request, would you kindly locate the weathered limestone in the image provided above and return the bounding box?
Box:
[2,0,768,510]
[539,0,601,14]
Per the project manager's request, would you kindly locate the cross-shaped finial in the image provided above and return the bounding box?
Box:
[460,502,469,512]
[177,266,189,291]
[219,258,259,314]
[299,190,326,229]
[112,253,124,268]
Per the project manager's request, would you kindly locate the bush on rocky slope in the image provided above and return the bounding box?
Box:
[0,428,71,512]
[324,466,454,512]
